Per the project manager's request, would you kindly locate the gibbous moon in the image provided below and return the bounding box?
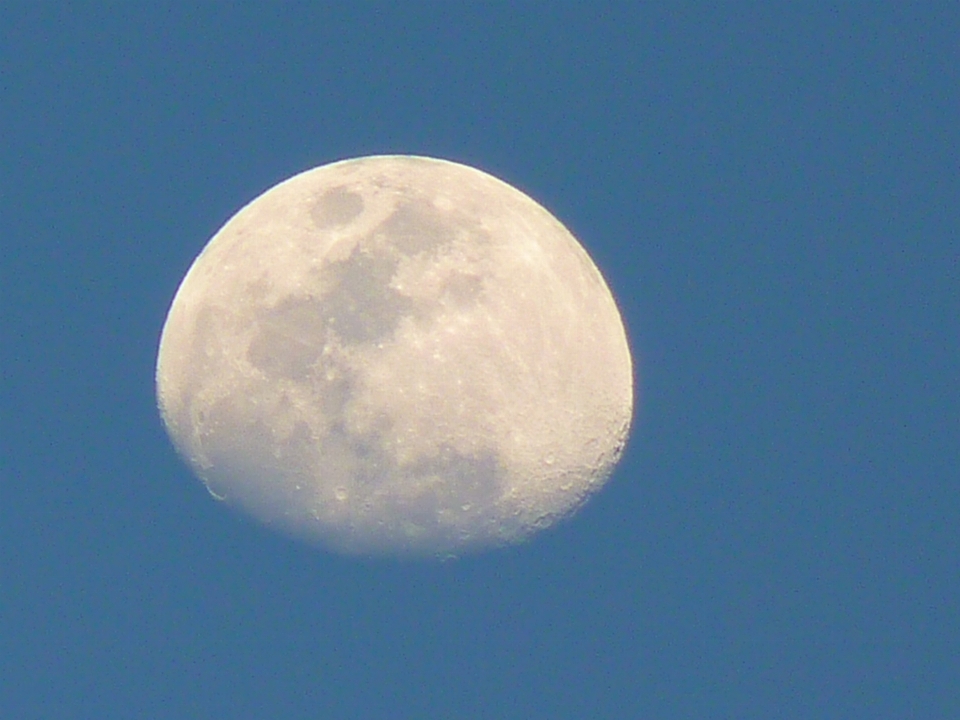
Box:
[156,155,633,557]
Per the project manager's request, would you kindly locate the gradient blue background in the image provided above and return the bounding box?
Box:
[2,4,958,717]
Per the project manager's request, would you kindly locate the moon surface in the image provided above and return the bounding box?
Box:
[156,155,633,557]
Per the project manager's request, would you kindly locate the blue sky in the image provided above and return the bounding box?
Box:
[2,4,958,718]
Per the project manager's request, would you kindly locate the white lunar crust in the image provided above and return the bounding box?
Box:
[156,155,633,556]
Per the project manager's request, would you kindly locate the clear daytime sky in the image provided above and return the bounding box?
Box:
[2,4,958,718]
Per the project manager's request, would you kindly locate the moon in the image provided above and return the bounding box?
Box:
[156,155,633,557]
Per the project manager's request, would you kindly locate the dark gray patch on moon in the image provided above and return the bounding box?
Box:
[311,187,364,228]
[321,244,412,344]
[379,199,455,256]
[314,355,354,419]
[441,271,484,306]
[247,297,327,380]
[247,231,416,384]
